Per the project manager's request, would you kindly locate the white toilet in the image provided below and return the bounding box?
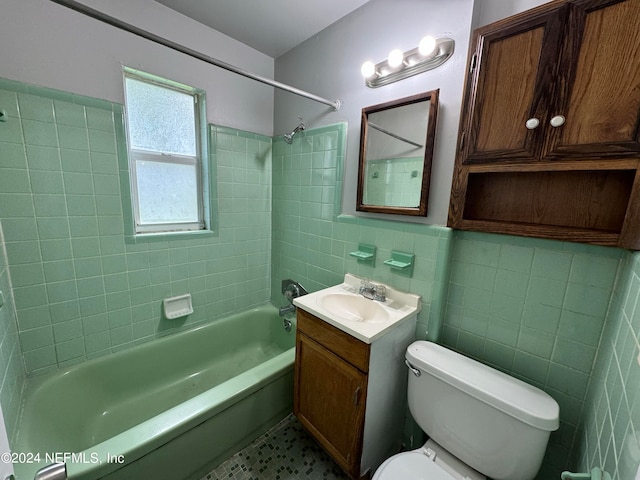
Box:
[373,341,560,480]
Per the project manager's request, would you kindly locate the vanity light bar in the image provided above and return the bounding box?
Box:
[362,37,455,88]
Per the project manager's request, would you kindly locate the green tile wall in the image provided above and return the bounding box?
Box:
[442,230,624,479]
[3,76,635,479]
[270,124,452,344]
[0,221,26,443]
[575,251,640,480]
[0,78,272,376]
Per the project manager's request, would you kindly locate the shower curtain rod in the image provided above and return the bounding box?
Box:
[368,121,423,148]
[50,0,342,111]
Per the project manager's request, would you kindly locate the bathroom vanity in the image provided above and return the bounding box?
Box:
[293,275,421,479]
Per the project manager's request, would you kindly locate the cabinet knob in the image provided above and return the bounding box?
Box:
[525,118,540,130]
[550,115,566,127]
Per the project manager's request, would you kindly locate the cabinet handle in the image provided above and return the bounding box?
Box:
[353,386,361,406]
[550,115,566,127]
[525,118,540,130]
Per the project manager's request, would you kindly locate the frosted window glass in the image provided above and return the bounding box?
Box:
[125,78,196,156]
[136,160,199,224]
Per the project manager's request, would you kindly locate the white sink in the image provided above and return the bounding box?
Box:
[318,293,390,324]
[293,274,421,344]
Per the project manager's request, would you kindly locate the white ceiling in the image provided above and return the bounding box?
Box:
[154,0,371,58]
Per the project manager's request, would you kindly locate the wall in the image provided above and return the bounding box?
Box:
[0,222,26,444]
[270,122,452,361]
[1,0,274,136]
[575,252,640,480]
[274,0,474,226]
[271,2,624,477]
[471,0,553,29]
[0,78,272,376]
[442,230,624,478]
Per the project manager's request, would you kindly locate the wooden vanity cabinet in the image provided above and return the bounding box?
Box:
[294,309,369,478]
[294,308,415,479]
[449,0,640,249]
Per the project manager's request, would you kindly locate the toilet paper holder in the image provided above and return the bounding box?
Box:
[561,467,611,480]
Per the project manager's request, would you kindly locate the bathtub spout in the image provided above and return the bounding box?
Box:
[34,462,67,480]
[279,304,296,317]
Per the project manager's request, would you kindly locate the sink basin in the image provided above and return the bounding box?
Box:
[293,274,422,344]
[318,293,390,324]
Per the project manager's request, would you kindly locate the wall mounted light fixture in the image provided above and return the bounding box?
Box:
[361,36,455,88]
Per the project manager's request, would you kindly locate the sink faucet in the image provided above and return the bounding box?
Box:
[359,280,386,302]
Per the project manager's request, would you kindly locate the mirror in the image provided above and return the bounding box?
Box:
[357,90,439,216]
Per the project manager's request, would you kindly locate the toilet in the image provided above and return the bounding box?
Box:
[373,341,559,480]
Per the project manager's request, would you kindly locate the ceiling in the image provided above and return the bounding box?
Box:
[154,0,372,58]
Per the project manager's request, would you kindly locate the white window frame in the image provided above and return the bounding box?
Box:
[124,69,206,235]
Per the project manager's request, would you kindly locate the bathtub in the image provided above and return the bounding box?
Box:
[13,305,295,480]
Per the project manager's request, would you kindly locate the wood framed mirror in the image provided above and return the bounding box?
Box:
[357,90,439,216]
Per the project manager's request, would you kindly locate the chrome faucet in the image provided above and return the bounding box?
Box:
[359,279,386,302]
[279,279,308,332]
[278,304,296,316]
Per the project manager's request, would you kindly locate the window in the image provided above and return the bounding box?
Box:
[124,69,206,234]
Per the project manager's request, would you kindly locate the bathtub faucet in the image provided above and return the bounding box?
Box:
[279,304,296,316]
[279,280,308,331]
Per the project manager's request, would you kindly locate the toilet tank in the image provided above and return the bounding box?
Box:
[405,341,559,480]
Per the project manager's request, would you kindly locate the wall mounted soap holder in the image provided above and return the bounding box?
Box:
[384,251,415,277]
[349,244,376,266]
[163,293,193,319]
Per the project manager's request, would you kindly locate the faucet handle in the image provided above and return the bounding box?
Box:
[374,284,386,302]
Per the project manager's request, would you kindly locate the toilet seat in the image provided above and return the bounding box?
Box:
[373,451,455,480]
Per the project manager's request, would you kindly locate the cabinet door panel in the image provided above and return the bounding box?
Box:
[546,0,640,158]
[462,5,568,164]
[294,333,367,477]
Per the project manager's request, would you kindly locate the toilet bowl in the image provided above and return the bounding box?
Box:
[373,341,559,480]
[373,439,484,480]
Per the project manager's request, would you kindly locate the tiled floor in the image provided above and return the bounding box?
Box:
[201,414,350,480]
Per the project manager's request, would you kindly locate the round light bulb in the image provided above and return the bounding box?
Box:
[388,49,404,68]
[361,61,376,78]
[419,36,437,56]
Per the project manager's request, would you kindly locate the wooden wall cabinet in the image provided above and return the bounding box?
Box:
[294,309,415,479]
[449,0,640,249]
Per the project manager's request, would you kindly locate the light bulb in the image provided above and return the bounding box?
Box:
[388,49,404,68]
[419,36,437,56]
[361,61,377,78]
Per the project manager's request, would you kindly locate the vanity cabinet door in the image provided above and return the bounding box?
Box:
[294,332,367,478]
[460,3,568,164]
[543,0,640,159]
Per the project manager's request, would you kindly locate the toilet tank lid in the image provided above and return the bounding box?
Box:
[406,341,559,431]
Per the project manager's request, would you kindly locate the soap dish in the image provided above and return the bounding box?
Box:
[384,251,415,277]
[349,243,376,266]
[163,294,193,319]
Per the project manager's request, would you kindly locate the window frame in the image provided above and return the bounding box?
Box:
[123,68,207,235]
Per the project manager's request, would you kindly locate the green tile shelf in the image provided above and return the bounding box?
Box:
[384,251,415,277]
[349,244,376,266]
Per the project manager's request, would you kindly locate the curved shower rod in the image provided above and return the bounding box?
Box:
[50,0,342,111]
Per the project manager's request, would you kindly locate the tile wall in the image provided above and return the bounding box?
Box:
[575,251,640,480]
[0,77,272,377]
[0,221,25,442]
[270,125,452,344]
[3,76,639,479]
[364,157,424,207]
[442,230,624,478]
